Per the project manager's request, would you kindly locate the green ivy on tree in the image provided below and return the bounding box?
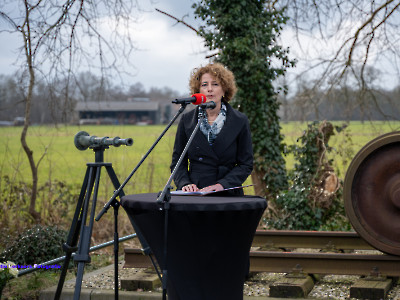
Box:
[268,121,352,231]
[193,1,296,198]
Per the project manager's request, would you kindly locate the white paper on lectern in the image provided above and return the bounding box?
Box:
[170,184,254,196]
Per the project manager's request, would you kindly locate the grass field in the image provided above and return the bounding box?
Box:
[0,125,177,196]
[2,121,400,194]
[1,121,400,298]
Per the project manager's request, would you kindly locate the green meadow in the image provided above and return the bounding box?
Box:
[2,121,400,300]
[282,121,400,178]
[0,121,396,300]
[0,125,177,196]
[2,121,400,196]
[1,120,400,262]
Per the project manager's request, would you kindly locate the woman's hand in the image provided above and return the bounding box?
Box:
[200,183,224,193]
[182,184,199,192]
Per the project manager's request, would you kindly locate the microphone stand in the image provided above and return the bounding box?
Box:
[156,106,207,300]
[94,103,189,296]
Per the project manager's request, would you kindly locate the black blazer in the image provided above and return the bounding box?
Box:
[170,102,253,195]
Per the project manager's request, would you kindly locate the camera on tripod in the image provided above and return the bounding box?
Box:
[74,131,133,150]
[55,130,134,300]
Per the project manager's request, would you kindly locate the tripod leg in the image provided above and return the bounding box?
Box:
[54,167,92,300]
[73,165,102,300]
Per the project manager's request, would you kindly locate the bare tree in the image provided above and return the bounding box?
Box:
[0,0,140,221]
[276,0,400,116]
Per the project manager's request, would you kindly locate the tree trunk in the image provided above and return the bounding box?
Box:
[251,169,268,198]
[20,12,41,222]
[21,71,41,222]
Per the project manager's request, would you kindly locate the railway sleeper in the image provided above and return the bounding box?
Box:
[120,267,161,291]
[350,277,393,300]
[350,268,398,300]
[269,264,315,298]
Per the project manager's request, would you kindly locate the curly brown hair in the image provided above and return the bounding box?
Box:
[189,63,237,102]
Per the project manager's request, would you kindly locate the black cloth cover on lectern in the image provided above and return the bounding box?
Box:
[121,193,267,300]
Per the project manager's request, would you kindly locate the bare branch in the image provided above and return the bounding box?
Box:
[281,0,400,120]
[155,8,200,34]
[0,11,19,30]
[345,0,396,69]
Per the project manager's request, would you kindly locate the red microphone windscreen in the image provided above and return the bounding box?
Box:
[191,93,206,105]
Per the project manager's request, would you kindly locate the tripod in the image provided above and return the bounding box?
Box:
[54,144,125,300]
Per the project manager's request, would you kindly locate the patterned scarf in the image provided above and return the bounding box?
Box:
[200,103,227,145]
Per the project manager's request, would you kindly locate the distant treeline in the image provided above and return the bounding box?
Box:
[279,86,400,121]
[0,72,182,125]
[1,72,400,124]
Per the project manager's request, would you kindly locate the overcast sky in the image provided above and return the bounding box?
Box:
[128,0,209,95]
[0,0,208,96]
[0,1,398,97]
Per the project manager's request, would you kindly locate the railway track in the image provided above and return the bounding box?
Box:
[123,230,400,299]
[124,230,393,273]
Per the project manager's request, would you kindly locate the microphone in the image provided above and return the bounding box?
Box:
[172,93,206,105]
[199,101,216,109]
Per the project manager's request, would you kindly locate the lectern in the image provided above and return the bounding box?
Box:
[121,193,267,300]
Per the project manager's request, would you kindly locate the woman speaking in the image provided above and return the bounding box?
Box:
[170,63,253,195]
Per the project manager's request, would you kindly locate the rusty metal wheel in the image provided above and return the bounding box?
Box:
[344,131,400,256]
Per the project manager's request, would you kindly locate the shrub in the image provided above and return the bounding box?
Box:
[0,224,67,265]
[0,177,79,250]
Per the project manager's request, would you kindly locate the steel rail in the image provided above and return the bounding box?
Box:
[125,248,400,277]
[252,230,373,250]
[249,251,400,276]
[124,230,398,277]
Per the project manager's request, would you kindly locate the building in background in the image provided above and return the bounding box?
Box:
[75,99,160,125]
